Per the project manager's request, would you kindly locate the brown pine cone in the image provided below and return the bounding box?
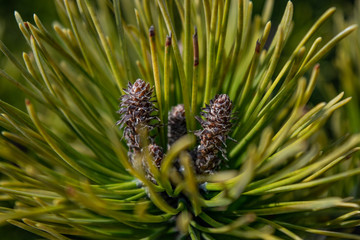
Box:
[167,104,187,148]
[142,143,164,183]
[194,94,233,174]
[117,79,161,165]
[148,143,164,168]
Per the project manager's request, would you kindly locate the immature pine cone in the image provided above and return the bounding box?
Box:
[167,104,187,148]
[148,144,164,168]
[142,143,164,182]
[194,94,233,174]
[117,79,163,166]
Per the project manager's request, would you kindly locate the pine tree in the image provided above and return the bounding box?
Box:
[0,0,359,239]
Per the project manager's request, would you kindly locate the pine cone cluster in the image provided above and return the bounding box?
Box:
[194,94,233,174]
[117,79,163,172]
[167,104,187,147]
[117,80,233,176]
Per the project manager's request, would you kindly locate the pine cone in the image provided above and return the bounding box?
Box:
[194,94,233,174]
[140,143,164,183]
[167,104,187,147]
[148,144,164,168]
[117,79,161,166]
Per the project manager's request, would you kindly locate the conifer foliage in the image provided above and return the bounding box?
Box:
[0,0,359,239]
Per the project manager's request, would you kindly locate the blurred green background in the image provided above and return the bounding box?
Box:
[0,0,56,111]
[0,0,357,239]
[0,1,56,239]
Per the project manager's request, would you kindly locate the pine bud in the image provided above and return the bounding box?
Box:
[194,94,233,174]
[167,104,187,147]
